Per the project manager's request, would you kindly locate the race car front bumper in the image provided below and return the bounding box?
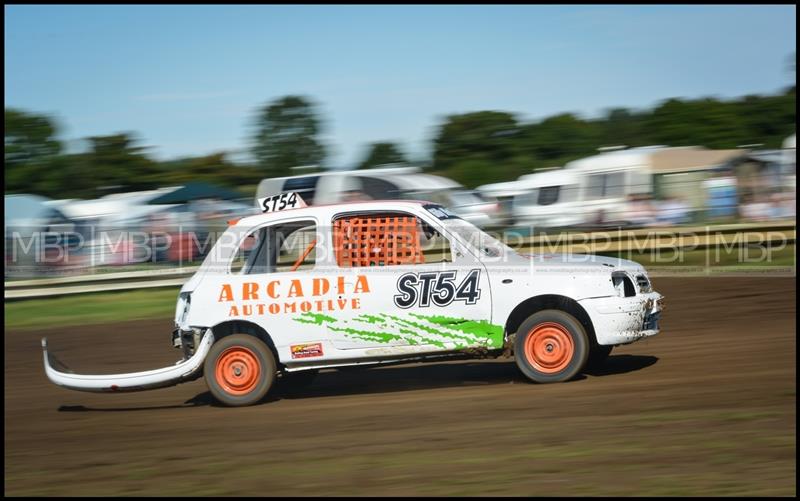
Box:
[42,329,215,393]
[578,291,664,346]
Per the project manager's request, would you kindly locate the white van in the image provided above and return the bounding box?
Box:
[255,167,501,228]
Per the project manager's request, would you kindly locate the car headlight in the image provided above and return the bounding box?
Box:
[612,272,636,297]
[635,273,652,293]
[176,292,191,325]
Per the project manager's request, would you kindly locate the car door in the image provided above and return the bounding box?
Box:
[320,209,497,352]
[189,217,331,360]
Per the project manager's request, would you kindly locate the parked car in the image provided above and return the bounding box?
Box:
[44,199,664,407]
[255,167,502,228]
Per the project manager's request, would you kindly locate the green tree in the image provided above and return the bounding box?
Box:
[75,133,160,195]
[521,113,600,161]
[598,108,648,148]
[430,111,541,187]
[357,142,407,169]
[4,108,63,194]
[645,97,750,149]
[251,95,326,178]
[432,111,523,172]
[157,152,259,194]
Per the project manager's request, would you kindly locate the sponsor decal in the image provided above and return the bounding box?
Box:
[291,342,324,359]
[218,275,370,318]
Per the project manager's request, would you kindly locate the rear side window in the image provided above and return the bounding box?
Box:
[356,176,402,200]
[283,176,320,205]
[333,212,452,267]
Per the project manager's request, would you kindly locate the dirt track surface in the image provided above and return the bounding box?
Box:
[5,277,796,496]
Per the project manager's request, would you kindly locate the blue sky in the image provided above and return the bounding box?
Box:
[4,5,796,167]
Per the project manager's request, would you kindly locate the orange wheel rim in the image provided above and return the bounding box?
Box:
[524,322,574,374]
[214,346,261,396]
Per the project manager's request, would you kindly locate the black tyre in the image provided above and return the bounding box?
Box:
[514,309,589,383]
[204,334,276,407]
[585,344,613,370]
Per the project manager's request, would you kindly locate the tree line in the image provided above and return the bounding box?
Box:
[4,85,795,199]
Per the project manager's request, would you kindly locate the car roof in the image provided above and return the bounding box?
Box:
[232,200,434,227]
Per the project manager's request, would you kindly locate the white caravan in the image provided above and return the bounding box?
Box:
[511,169,583,228]
[511,147,666,229]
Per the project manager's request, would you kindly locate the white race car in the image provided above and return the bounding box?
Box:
[43,196,664,407]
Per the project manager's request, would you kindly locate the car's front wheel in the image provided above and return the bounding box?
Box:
[204,334,276,407]
[514,310,589,383]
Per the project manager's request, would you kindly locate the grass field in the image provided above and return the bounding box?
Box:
[5,288,181,330]
[599,243,796,268]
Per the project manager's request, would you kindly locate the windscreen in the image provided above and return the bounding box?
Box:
[426,204,513,258]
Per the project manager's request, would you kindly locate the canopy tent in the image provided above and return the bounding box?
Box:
[5,194,71,233]
[147,182,244,205]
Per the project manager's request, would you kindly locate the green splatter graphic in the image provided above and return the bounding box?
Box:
[293,311,504,349]
[411,313,505,348]
[386,314,478,346]
[328,325,404,343]
[294,312,338,325]
[353,314,386,325]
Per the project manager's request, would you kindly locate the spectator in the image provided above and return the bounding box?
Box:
[740,194,772,222]
[704,170,738,220]
[657,196,691,226]
[625,193,658,227]
[781,191,796,219]
[769,190,796,219]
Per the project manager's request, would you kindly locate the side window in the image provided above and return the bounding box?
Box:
[230,220,317,274]
[606,172,626,198]
[586,174,605,200]
[537,185,560,206]
[230,229,263,274]
[275,223,317,272]
[333,212,452,268]
[515,188,539,206]
[561,184,579,202]
[356,176,401,200]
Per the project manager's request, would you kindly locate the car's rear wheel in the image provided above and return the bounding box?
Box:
[205,334,276,407]
[514,310,589,383]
